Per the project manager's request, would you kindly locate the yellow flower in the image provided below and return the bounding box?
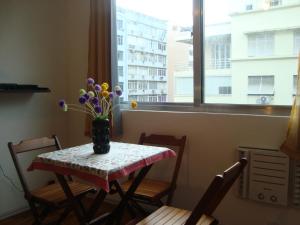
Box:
[102,90,109,98]
[131,100,138,109]
[101,82,109,91]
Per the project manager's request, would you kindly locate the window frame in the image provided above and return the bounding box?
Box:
[113,0,291,116]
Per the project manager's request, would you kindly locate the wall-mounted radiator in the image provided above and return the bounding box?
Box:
[238,147,300,207]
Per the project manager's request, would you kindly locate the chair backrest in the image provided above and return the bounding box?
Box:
[137,133,186,189]
[8,135,62,198]
[184,158,247,225]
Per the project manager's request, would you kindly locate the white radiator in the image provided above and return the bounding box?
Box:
[238,147,290,206]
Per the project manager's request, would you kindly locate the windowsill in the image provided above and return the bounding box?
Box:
[247,94,275,96]
[120,102,291,117]
[232,55,298,61]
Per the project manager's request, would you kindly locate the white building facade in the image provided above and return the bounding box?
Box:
[117,7,168,103]
[171,0,300,105]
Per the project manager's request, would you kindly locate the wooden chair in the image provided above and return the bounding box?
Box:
[133,158,247,225]
[8,135,95,225]
[121,133,186,207]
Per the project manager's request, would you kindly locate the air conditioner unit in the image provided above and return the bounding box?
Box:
[256,96,272,105]
[237,147,290,206]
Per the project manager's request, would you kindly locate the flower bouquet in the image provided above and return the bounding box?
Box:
[59,78,137,154]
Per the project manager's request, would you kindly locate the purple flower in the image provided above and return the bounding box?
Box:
[115,90,122,96]
[114,85,122,96]
[87,78,95,86]
[91,97,99,105]
[95,84,101,92]
[83,93,90,100]
[109,92,114,99]
[58,99,65,108]
[95,105,102,113]
[79,96,87,104]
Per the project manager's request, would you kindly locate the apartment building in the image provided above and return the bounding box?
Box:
[171,0,300,105]
[117,7,168,103]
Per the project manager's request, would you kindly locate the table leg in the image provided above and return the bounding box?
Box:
[104,165,153,225]
[85,189,107,222]
[56,174,88,225]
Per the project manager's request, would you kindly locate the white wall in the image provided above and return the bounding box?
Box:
[0,0,68,218]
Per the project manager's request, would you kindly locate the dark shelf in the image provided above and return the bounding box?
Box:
[0,83,50,93]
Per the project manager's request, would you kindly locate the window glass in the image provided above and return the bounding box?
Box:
[116,0,193,103]
[248,32,274,57]
[203,0,299,105]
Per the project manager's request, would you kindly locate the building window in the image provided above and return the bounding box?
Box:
[128,81,137,90]
[118,66,123,77]
[137,95,148,102]
[294,30,300,55]
[117,19,123,30]
[158,95,167,102]
[138,81,148,90]
[117,35,123,45]
[117,51,123,61]
[149,81,157,89]
[270,0,282,7]
[209,36,231,69]
[158,69,166,76]
[205,76,232,96]
[248,32,274,57]
[248,76,274,95]
[149,95,158,102]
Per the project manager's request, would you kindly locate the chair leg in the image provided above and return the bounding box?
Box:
[55,206,73,225]
[28,201,42,225]
[166,190,175,206]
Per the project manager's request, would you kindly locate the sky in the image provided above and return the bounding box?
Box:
[116,0,234,26]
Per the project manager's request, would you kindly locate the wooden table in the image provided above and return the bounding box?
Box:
[28,142,176,225]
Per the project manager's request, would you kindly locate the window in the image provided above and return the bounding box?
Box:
[149,81,157,89]
[117,19,123,30]
[270,0,282,7]
[117,51,123,61]
[117,35,123,45]
[128,81,137,90]
[248,76,274,95]
[248,32,274,57]
[118,66,123,77]
[158,95,167,102]
[138,81,148,90]
[205,76,232,96]
[149,95,158,102]
[115,0,298,107]
[209,35,231,69]
[294,30,300,55]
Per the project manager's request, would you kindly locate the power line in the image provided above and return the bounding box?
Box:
[0,164,23,193]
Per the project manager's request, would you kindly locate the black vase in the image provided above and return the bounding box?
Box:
[92,119,110,154]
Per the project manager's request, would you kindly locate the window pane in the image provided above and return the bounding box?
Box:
[203,0,299,105]
[116,0,193,103]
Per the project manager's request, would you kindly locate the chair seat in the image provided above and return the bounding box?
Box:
[31,181,94,204]
[122,179,171,199]
[137,206,215,225]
